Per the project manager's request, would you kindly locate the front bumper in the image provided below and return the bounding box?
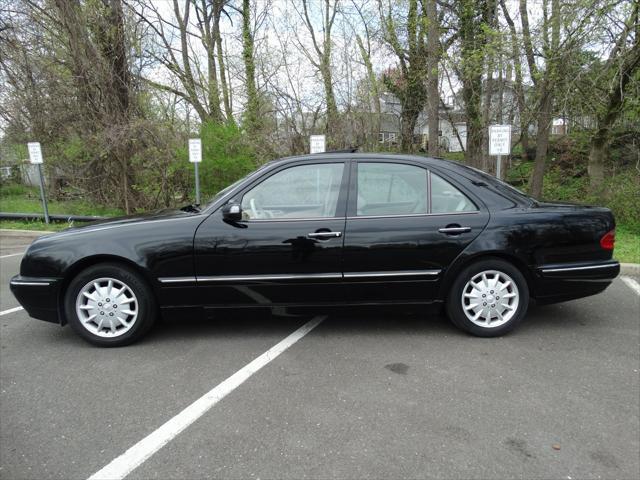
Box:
[534,260,620,304]
[9,275,63,324]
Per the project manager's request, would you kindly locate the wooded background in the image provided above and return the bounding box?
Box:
[0,0,638,225]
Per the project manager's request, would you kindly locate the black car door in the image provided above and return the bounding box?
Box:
[194,160,348,308]
[342,160,489,304]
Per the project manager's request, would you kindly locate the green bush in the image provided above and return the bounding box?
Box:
[506,160,640,233]
[181,121,257,201]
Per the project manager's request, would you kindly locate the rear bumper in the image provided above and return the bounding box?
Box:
[9,275,62,324]
[534,260,620,304]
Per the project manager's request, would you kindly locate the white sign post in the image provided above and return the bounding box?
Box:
[188,138,202,205]
[489,125,511,179]
[310,135,326,154]
[27,142,50,224]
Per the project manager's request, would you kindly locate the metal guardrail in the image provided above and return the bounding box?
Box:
[0,212,107,223]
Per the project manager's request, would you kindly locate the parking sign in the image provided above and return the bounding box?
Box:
[27,142,43,164]
[310,135,326,154]
[489,125,511,156]
[188,138,202,163]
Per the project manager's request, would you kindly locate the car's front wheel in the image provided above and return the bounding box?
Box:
[446,258,529,337]
[64,263,157,347]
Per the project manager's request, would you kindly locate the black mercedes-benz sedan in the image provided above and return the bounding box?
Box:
[10,153,620,346]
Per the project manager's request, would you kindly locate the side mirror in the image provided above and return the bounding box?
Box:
[222,202,243,222]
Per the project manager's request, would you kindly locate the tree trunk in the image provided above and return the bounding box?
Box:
[242,0,260,133]
[462,76,483,168]
[588,135,606,189]
[215,29,234,124]
[355,34,380,146]
[530,91,552,198]
[400,107,419,152]
[481,66,494,173]
[426,0,439,156]
[321,57,339,147]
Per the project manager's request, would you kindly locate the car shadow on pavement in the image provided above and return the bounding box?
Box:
[24,302,591,348]
[150,305,459,343]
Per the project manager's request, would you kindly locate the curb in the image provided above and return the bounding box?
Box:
[620,263,640,276]
[0,229,55,238]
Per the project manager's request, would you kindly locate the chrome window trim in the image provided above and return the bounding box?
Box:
[346,211,480,220]
[344,270,441,278]
[540,263,619,273]
[241,216,346,223]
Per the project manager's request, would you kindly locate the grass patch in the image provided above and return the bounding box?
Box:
[615,226,640,264]
[0,183,124,217]
[0,219,70,232]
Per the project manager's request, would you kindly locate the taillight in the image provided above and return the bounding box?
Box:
[600,229,615,250]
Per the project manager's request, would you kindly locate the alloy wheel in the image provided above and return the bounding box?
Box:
[75,277,138,338]
[460,270,519,328]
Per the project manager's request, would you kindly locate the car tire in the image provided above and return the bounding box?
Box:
[64,263,157,347]
[446,258,529,337]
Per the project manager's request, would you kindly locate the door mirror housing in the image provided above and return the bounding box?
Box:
[222,202,243,222]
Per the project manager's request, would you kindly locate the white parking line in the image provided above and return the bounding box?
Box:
[0,306,24,316]
[621,276,640,296]
[0,252,24,259]
[88,315,326,480]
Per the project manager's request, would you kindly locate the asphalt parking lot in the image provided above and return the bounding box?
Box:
[1,233,639,480]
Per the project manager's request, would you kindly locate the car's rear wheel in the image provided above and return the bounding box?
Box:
[64,263,156,347]
[446,258,529,337]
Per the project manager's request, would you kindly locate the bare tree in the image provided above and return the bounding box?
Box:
[500,0,530,162]
[425,0,440,156]
[292,0,340,146]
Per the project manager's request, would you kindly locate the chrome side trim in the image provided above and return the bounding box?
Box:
[10,280,51,286]
[347,211,479,220]
[344,270,441,279]
[540,263,619,273]
[160,270,442,283]
[198,273,342,282]
[158,277,197,284]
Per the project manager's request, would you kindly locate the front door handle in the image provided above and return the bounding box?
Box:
[307,231,342,239]
[438,226,471,235]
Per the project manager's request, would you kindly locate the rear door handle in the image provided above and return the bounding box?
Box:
[307,231,342,239]
[438,226,471,235]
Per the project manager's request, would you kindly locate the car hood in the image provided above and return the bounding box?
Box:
[41,208,201,239]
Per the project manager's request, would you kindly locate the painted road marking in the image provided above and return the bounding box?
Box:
[0,306,24,316]
[621,276,640,296]
[0,252,24,259]
[88,315,327,480]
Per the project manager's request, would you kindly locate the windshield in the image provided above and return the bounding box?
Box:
[201,163,273,210]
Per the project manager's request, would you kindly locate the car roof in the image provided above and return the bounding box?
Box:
[269,152,463,170]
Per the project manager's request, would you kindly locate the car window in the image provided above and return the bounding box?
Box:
[430,173,477,213]
[241,163,344,220]
[357,163,428,216]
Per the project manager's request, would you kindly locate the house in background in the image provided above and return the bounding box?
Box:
[377,92,468,152]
